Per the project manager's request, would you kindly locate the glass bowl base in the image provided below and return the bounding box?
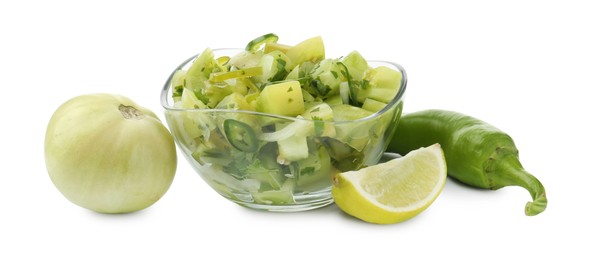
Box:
[229,193,334,212]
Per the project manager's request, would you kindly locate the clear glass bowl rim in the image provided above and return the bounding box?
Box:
[160,48,407,123]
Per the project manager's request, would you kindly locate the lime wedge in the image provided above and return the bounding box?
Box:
[332,144,447,224]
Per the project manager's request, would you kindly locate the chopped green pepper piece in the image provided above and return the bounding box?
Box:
[223,119,259,152]
[246,33,279,52]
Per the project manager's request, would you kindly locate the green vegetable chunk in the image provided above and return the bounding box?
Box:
[285,36,325,69]
[387,109,547,216]
[257,80,305,116]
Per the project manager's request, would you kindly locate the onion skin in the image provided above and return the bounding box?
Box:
[45,94,177,213]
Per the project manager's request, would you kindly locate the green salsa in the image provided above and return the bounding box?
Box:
[167,34,404,206]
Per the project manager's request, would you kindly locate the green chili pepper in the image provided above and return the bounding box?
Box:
[387,109,547,216]
[223,119,258,152]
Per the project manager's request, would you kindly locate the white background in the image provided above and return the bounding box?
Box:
[2,0,588,259]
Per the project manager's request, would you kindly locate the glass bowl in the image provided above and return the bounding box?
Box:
[161,48,407,212]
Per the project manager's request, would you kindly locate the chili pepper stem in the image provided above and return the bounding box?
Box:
[493,155,547,216]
